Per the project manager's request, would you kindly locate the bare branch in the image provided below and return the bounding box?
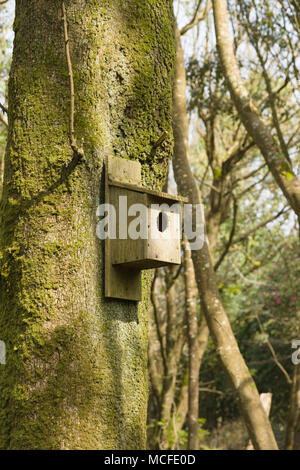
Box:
[62,2,84,162]
[0,113,8,127]
[151,272,167,376]
[255,313,292,385]
[231,163,266,189]
[237,170,270,199]
[198,387,224,396]
[214,196,238,271]
[222,141,255,177]
[180,0,212,36]
[0,103,8,115]
[230,261,262,286]
[232,207,289,244]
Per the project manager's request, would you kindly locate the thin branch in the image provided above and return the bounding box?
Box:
[154,130,168,149]
[222,141,255,178]
[200,180,221,193]
[200,162,209,191]
[232,207,289,244]
[62,1,84,162]
[230,261,264,286]
[231,163,266,189]
[255,313,292,385]
[253,37,291,165]
[198,387,224,396]
[180,0,212,36]
[196,118,206,140]
[0,113,8,127]
[258,72,290,111]
[237,170,270,199]
[151,272,167,376]
[168,264,182,288]
[0,103,8,115]
[214,196,238,271]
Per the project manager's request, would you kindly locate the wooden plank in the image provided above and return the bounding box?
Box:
[110,186,147,266]
[108,179,188,203]
[105,156,142,301]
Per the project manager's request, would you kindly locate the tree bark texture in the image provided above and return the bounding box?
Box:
[0,0,175,450]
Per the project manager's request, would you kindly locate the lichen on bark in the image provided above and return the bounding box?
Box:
[0,0,175,450]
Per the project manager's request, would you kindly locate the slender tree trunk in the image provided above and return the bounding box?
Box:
[172,23,278,450]
[0,152,4,199]
[246,393,272,450]
[0,0,175,450]
[212,0,300,223]
[158,269,184,450]
[173,314,209,442]
[183,237,200,450]
[285,364,300,450]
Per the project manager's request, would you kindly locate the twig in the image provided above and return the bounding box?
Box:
[199,162,209,191]
[255,312,292,385]
[232,207,289,244]
[230,261,263,286]
[198,387,224,396]
[62,1,84,162]
[180,0,212,36]
[151,272,167,376]
[154,130,168,149]
[214,196,238,271]
[0,103,8,115]
[230,163,266,190]
[0,113,8,127]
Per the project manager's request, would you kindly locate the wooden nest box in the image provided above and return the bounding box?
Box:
[104,156,186,301]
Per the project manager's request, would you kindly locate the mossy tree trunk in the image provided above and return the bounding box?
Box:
[0,0,175,450]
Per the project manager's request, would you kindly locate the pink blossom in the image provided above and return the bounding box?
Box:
[275,298,281,303]
[290,298,296,303]
[271,291,278,296]
[273,264,278,269]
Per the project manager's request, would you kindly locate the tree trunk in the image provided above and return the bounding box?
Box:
[158,268,184,450]
[173,315,209,445]
[285,364,300,450]
[183,237,200,450]
[246,393,272,450]
[0,0,175,450]
[212,0,300,223]
[172,23,278,450]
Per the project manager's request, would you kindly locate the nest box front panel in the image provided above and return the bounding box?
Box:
[146,201,181,267]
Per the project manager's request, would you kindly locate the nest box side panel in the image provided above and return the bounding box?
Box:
[105,156,142,301]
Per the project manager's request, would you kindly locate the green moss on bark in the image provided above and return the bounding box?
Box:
[0,0,175,449]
